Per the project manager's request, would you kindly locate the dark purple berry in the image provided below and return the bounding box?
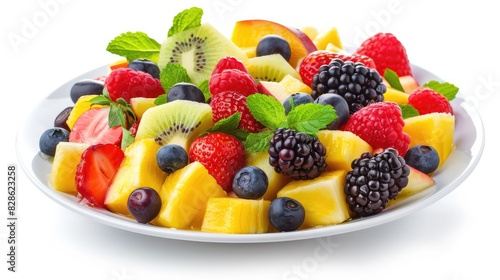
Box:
[232,166,268,199]
[128,59,160,79]
[39,127,70,157]
[314,93,350,130]
[54,106,73,131]
[70,79,104,103]
[156,144,188,174]
[283,93,314,115]
[269,197,305,232]
[404,145,440,174]
[256,35,292,62]
[167,82,205,103]
[127,187,162,224]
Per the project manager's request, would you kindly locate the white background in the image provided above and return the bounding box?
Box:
[1,0,498,279]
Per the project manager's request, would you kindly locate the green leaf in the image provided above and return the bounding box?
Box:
[384,68,405,92]
[121,127,135,150]
[287,103,337,136]
[154,94,167,106]
[247,94,287,130]
[106,32,161,63]
[207,112,241,133]
[399,104,420,119]
[198,80,211,102]
[159,63,192,94]
[90,95,111,106]
[244,130,274,153]
[168,7,203,37]
[422,80,459,101]
[108,103,125,128]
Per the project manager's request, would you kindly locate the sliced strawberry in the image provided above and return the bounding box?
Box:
[75,144,124,208]
[69,107,122,145]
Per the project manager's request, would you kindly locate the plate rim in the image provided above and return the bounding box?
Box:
[16,63,485,243]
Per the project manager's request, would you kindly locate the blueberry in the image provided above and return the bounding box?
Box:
[127,187,162,224]
[70,79,104,103]
[128,59,160,79]
[156,144,189,174]
[39,127,70,157]
[256,35,292,62]
[404,145,440,174]
[268,197,305,232]
[54,106,73,131]
[167,82,205,103]
[314,93,350,130]
[283,93,314,115]
[232,166,268,199]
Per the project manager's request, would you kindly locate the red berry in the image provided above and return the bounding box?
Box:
[75,144,124,208]
[299,50,376,88]
[341,102,410,156]
[354,33,412,77]
[69,107,122,146]
[189,132,245,192]
[209,69,258,97]
[104,68,165,102]
[210,90,264,132]
[408,88,453,115]
[212,56,248,75]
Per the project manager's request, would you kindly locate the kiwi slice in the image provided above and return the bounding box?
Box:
[246,54,302,82]
[135,100,213,151]
[158,23,249,85]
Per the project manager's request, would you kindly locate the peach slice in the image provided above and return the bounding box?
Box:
[231,19,317,69]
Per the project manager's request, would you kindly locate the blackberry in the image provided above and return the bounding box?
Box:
[311,58,386,113]
[268,128,327,180]
[344,148,410,217]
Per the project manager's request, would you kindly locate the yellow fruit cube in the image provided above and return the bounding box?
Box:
[130,97,156,120]
[313,27,344,50]
[49,142,90,195]
[201,197,271,234]
[384,87,409,104]
[105,139,167,216]
[403,113,455,168]
[245,151,292,200]
[277,170,351,228]
[279,74,312,94]
[317,130,373,172]
[154,161,227,230]
[301,26,319,41]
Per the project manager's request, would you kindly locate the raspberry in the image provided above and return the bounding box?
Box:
[104,68,165,102]
[408,88,453,115]
[210,91,264,132]
[212,56,248,75]
[354,33,412,77]
[209,69,258,97]
[345,148,410,217]
[341,102,410,156]
[268,128,327,180]
[299,50,376,88]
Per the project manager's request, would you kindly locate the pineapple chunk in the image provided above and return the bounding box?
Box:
[277,170,351,228]
[245,151,292,200]
[154,161,227,230]
[313,27,344,50]
[105,139,167,216]
[49,142,90,194]
[279,74,312,94]
[384,87,409,104]
[130,97,156,120]
[201,197,271,234]
[317,130,373,172]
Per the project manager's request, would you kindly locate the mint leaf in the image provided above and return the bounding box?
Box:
[198,80,211,102]
[154,94,167,106]
[207,112,240,133]
[287,103,337,136]
[106,32,161,63]
[247,94,287,130]
[160,63,191,94]
[422,80,459,101]
[121,127,135,150]
[108,103,125,128]
[90,95,111,106]
[399,104,420,119]
[168,7,203,37]
[244,130,274,153]
[384,68,405,92]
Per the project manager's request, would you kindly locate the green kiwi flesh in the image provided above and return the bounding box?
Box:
[246,54,302,82]
[158,23,249,85]
[135,100,213,151]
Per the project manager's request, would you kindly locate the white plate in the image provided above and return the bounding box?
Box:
[16,64,484,243]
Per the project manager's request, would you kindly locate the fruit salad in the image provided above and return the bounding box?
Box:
[39,6,459,234]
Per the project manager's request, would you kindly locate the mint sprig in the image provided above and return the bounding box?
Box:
[205,112,249,141]
[106,32,161,63]
[399,104,420,119]
[168,7,203,37]
[245,94,337,152]
[384,68,405,92]
[154,63,192,105]
[422,80,459,101]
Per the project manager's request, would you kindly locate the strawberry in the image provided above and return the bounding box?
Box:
[354,32,412,77]
[212,56,248,75]
[189,132,245,192]
[69,107,122,145]
[298,50,376,88]
[75,144,124,207]
[210,90,264,132]
[408,88,453,115]
[209,69,258,97]
[104,68,165,102]
[341,102,410,156]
